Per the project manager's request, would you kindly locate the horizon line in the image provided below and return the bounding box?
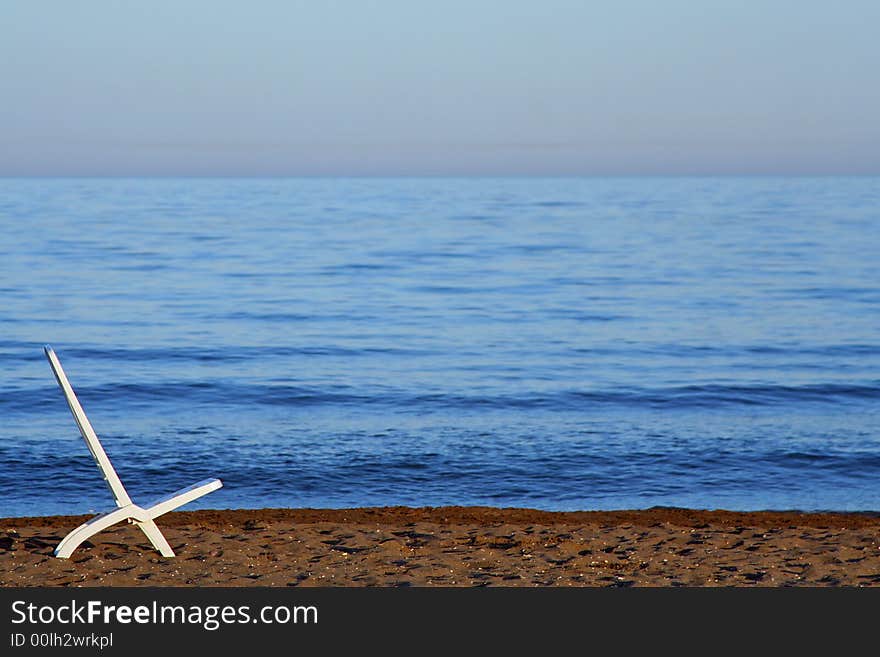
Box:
[2,172,879,180]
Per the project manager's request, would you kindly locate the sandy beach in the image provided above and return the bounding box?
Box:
[2,507,880,587]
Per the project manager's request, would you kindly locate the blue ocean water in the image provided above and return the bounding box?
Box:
[1,177,878,516]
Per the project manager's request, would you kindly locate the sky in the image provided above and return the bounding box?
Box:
[1,1,878,176]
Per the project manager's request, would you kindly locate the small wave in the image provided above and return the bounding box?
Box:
[527,200,584,209]
[4,380,877,415]
[0,366,880,413]
[5,341,875,372]
[221,311,312,322]
[320,263,403,273]
[653,383,880,406]
[763,450,880,475]
[564,343,880,359]
[43,344,431,362]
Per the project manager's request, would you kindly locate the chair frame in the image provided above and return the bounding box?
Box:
[44,345,222,558]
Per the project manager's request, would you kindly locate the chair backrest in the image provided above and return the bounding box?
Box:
[45,345,133,508]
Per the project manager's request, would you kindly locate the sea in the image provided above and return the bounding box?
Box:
[1,177,878,517]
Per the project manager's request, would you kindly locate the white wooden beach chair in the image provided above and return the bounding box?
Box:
[44,345,222,558]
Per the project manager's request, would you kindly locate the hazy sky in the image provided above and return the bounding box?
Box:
[2,1,878,175]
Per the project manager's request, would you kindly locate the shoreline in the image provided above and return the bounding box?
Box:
[3,506,880,587]
[6,505,880,527]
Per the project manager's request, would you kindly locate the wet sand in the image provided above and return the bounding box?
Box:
[2,507,880,587]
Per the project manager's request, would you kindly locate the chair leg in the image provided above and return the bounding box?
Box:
[144,478,223,519]
[135,519,176,557]
[54,506,140,559]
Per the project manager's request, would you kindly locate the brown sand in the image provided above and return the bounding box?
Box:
[2,507,880,587]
